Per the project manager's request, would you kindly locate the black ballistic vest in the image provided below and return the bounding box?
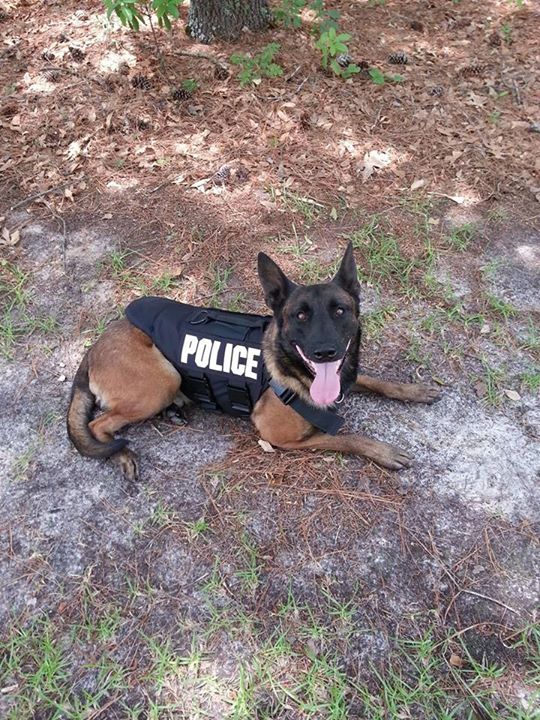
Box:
[125,297,272,417]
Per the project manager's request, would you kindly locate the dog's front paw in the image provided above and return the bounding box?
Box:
[407,384,441,404]
[372,442,412,470]
[164,404,188,426]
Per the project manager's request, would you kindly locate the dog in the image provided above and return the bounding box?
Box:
[67,242,440,480]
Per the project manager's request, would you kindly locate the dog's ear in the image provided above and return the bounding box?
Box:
[258,253,295,312]
[332,241,360,302]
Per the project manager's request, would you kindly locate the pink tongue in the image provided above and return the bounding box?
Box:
[310,360,342,405]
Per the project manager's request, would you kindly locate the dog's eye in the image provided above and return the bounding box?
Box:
[335,307,345,317]
[297,311,307,321]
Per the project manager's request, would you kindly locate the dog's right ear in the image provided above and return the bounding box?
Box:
[257,253,295,312]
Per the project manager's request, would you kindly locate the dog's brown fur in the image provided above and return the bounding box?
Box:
[67,246,440,481]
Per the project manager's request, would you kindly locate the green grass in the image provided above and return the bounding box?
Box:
[485,293,517,320]
[277,224,314,257]
[270,186,324,222]
[446,223,476,251]
[520,369,540,394]
[363,304,397,339]
[479,357,505,406]
[0,261,58,358]
[2,602,538,719]
[349,218,416,288]
[210,264,233,303]
[185,516,210,542]
[405,336,431,367]
[300,256,338,283]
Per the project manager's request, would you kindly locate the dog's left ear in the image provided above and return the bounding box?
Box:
[258,252,296,312]
[332,241,360,301]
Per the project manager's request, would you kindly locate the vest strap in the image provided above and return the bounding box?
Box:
[269,379,344,436]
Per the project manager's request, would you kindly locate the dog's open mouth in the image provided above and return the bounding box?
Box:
[296,345,345,406]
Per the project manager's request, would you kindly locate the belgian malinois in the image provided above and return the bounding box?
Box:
[67,243,440,480]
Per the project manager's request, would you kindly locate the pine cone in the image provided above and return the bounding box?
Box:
[410,20,424,32]
[388,51,408,65]
[171,87,190,101]
[0,11,8,21]
[214,65,230,80]
[41,50,55,62]
[131,74,152,91]
[459,63,485,78]
[336,54,353,68]
[427,85,444,97]
[136,118,151,131]
[43,68,61,83]
[488,31,501,47]
[211,165,231,186]
[68,46,86,62]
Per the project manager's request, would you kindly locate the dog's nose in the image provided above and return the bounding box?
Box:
[313,347,337,361]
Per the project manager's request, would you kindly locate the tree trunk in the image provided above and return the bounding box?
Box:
[187,0,271,44]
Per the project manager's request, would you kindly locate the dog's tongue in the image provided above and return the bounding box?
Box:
[310,360,341,405]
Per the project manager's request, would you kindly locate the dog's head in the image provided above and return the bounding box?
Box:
[258,242,360,406]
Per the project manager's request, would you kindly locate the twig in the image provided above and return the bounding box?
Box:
[511,78,522,107]
[460,589,521,616]
[9,181,73,212]
[43,200,68,272]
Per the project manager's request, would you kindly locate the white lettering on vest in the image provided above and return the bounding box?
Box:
[180,334,198,364]
[195,338,212,367]
[245,348,261,380]
[208,340,223,371]
[180,334,261,379]
[231,345,247,375]
[223,342,232,373]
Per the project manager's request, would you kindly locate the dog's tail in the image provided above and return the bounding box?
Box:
[67,354,127,458]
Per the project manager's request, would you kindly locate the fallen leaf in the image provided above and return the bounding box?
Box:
[361,148,392,182]
[410,178,426,191]
[449,653,464,668]
[480,323,490,334]
[101,212,112,220]
[503,389,521,401]
[0,227,20,246]
[258,439,275,453]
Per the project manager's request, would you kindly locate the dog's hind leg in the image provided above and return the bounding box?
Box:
[275,431,412,470]
[89,410,142,482]
[352,374,441,404]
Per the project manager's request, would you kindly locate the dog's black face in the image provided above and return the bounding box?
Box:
[258,242,361,406]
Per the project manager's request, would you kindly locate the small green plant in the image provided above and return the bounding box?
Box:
[520,370,540,394]
[185,517,210,542]
[363,305,397,339]
[480,357,504,405]
[501,22,512,44]
[315,27,360,78]
[181,78,198,93]
[350,221,416,288]
[447,223,476,251]
[103,0,182,31]
[273,0,306,28]
[485,293,517,320]
[230,43,283,86]
[486,207,507,225]
[368,67,403,85]
[210,264,233,301]
[489,110,501,125]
